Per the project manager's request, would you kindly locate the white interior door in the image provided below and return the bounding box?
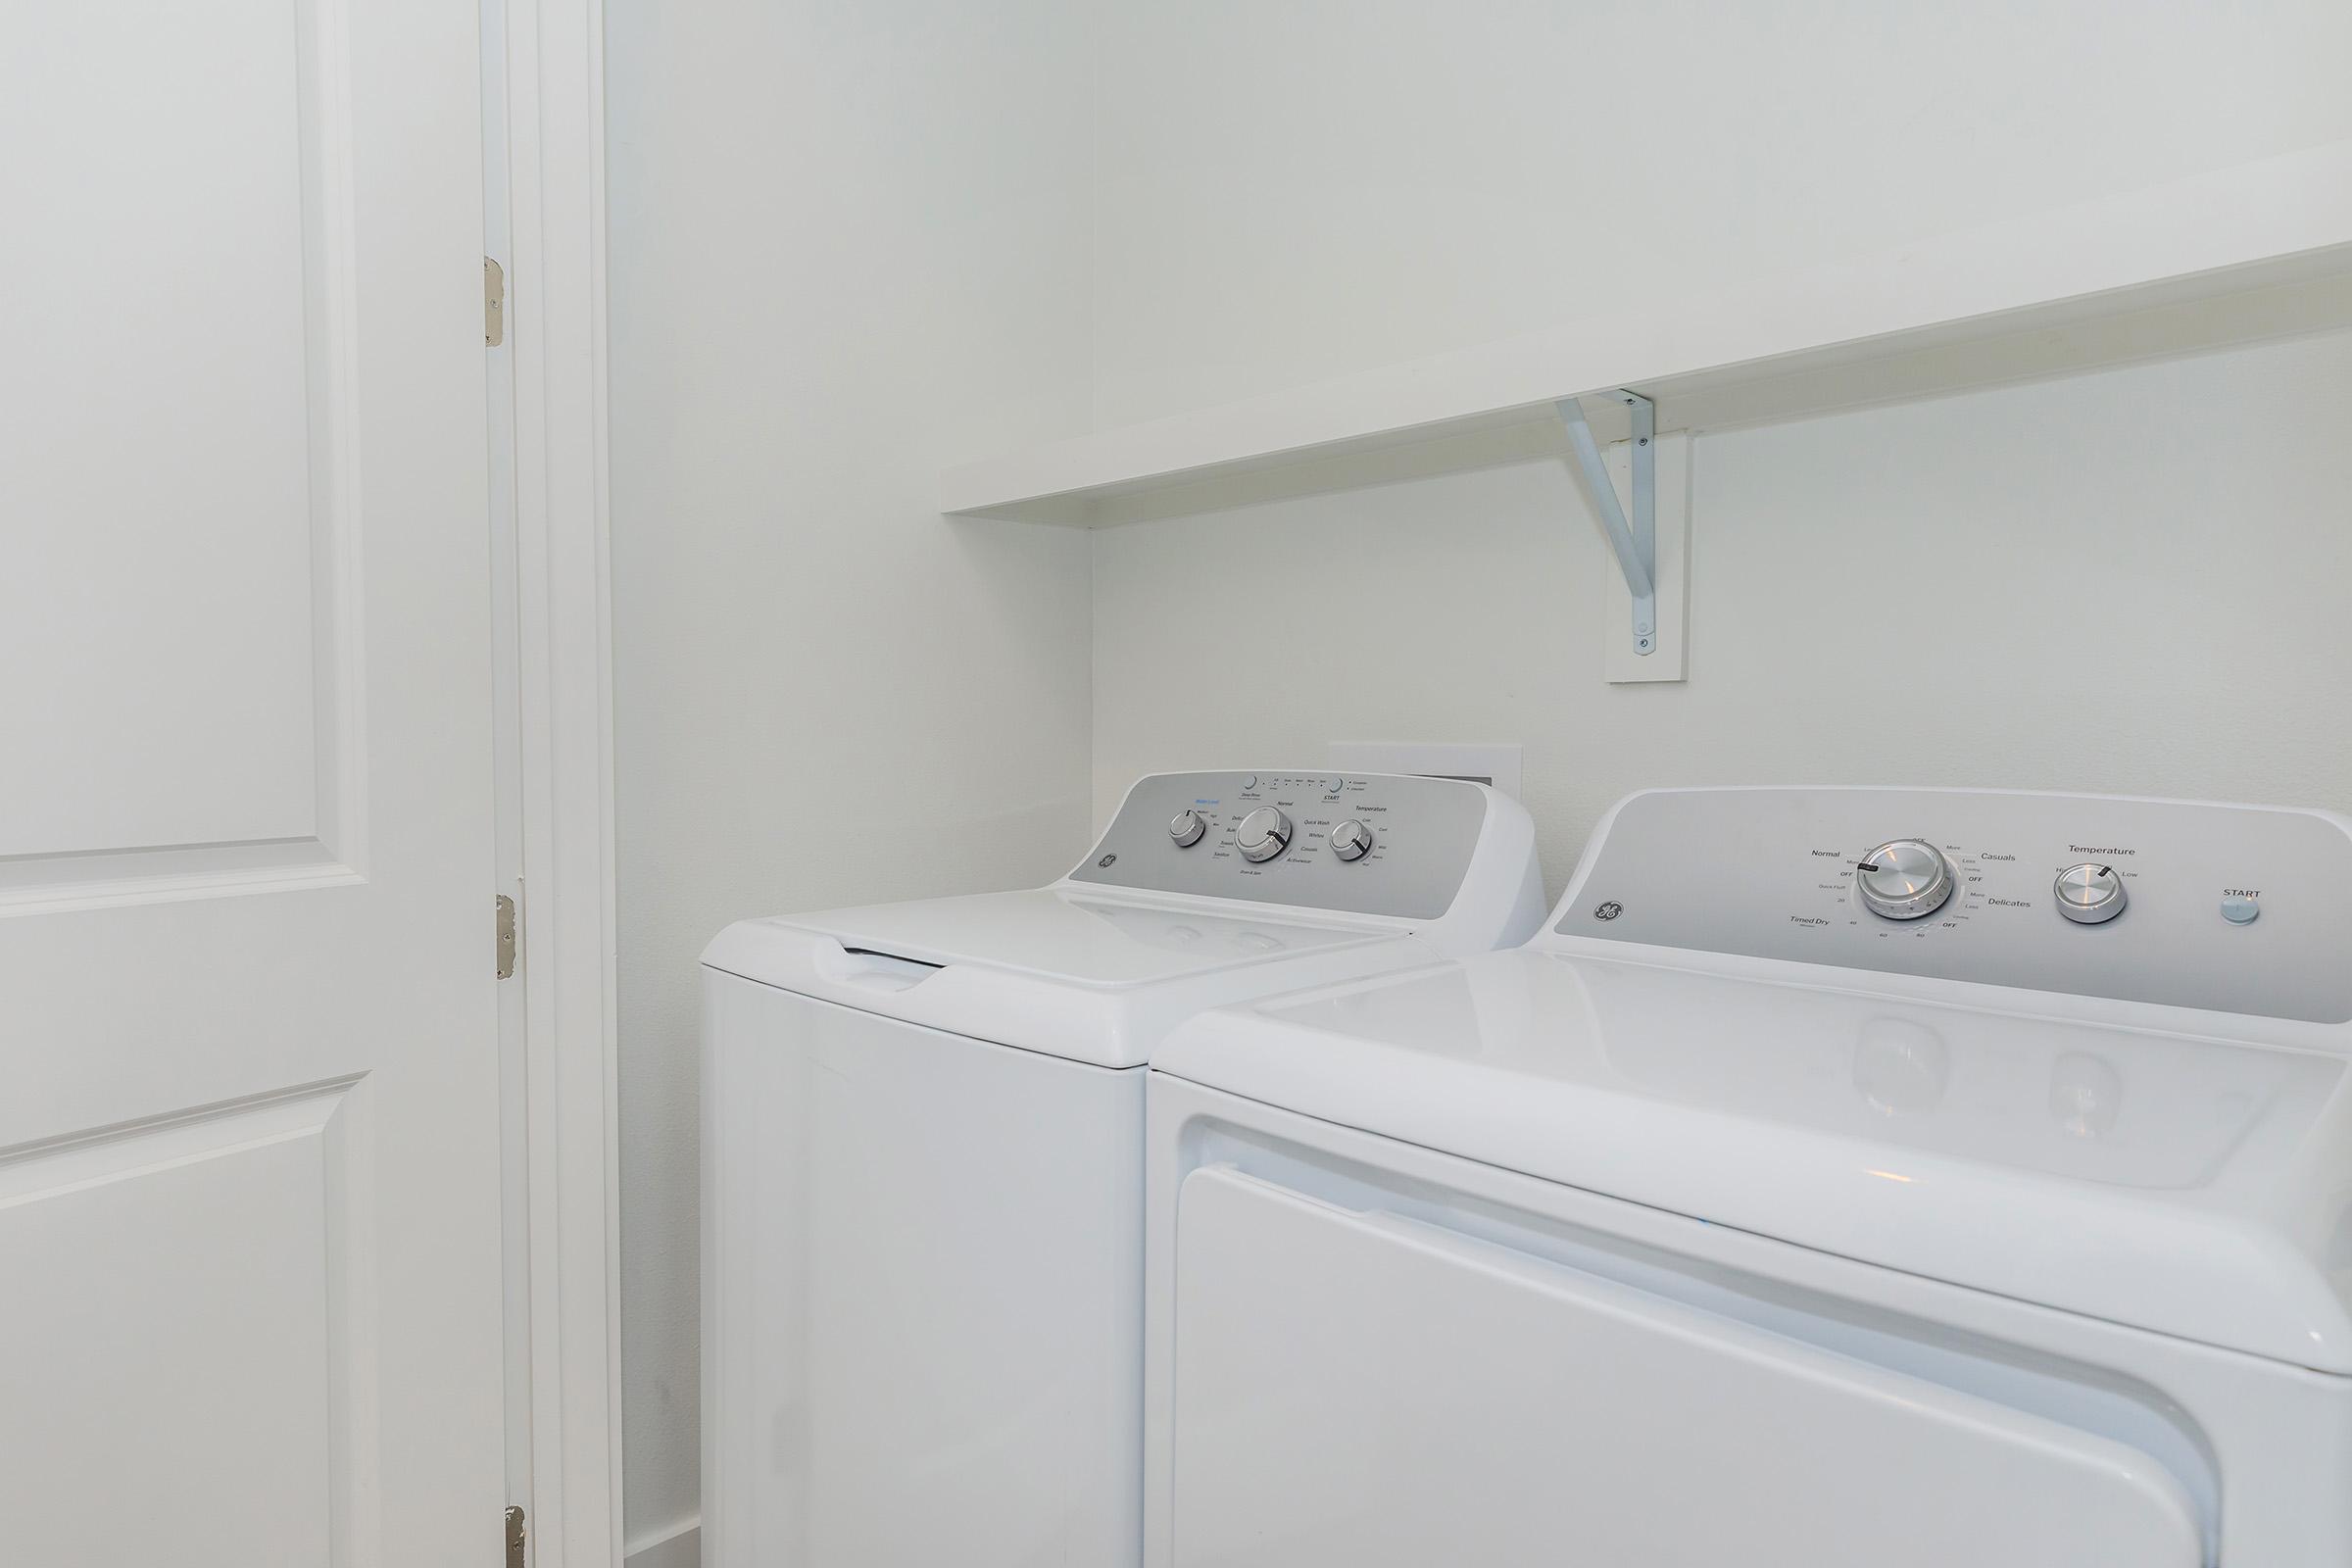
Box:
[0,0,505,1562]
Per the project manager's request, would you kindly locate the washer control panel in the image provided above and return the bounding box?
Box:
[1560,787,2352,1024]
[1070,770,1491,919]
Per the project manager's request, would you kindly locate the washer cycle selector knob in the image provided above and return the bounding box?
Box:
[1168,809,1207,848]
[1329,819,1375,861]
[2054,862,2127,924]
[1856,839,1957,920]
[1235,807,1294,862]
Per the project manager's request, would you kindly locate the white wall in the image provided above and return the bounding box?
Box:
[1093,329,2352,887]
[605,3,1098,1557]
[606,2,2352,1558]
[1082,0,2352,879]
[1084,0,2352,872]
[1089,0,2352,424]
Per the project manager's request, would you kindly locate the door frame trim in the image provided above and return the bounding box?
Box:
[492,0,623,1562]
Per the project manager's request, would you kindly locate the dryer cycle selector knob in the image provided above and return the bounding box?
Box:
[1856,839,1957,920]
[2054,862,2127,924]
[1168,809,1207,848]
[1235,807,1294,862]
[1329,819,1375,861]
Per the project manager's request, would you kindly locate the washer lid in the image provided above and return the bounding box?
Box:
[765,888,1393,985]
[702,888,1427,1069]
[1153,947,2352,1371]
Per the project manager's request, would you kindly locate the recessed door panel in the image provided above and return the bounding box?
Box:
[1170,1165,2203,1568]
[0,1086,358,1565]
[0,0,350,868]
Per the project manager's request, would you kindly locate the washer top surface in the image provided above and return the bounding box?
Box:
[743,887,1400,990]
[1153,787,2352,1370]
[701,769,1544,1069]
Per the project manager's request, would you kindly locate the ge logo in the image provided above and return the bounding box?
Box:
[1099,854,1118,867]
[1592,901,1624,921]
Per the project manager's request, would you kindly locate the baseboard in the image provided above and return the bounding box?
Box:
[622,1515,698,1568]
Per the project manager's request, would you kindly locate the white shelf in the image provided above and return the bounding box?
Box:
[942,140,2352,525]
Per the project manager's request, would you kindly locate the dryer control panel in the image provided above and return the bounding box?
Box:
[1558,787,2352,1024]
[1069,770,1494,921]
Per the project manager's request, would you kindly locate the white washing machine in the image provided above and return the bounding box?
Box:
[702,769,1544,1568]
[1146,786,2352,1568]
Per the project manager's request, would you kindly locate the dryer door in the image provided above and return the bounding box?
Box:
[1169,1166,2204,1568]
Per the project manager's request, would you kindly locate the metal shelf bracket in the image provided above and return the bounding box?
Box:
[1555,390,1655,656]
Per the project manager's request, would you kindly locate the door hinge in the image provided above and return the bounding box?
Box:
[484,257,506,347]
[496,894,518,980]
[505,1504,526,1568]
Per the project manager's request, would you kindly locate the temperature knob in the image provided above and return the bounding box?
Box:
[2054,862,2127,924]
[1235,807,1293,862]
[1329,819,1375,861]
[1856,839,1957,920]
[1168,809,1207,849]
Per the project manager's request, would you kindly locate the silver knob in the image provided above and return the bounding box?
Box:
[2054,862,2127,924]
[1235,806,1293,863]
[1168,809,1207,849]
[1329,819,1374,861]
[1856,839,1957,920]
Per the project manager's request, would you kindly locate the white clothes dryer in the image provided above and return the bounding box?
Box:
[1146,786,2352,1568]
[701,769,1543,1568]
